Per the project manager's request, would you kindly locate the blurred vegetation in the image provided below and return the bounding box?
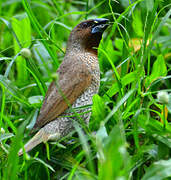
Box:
[0,0,171,179]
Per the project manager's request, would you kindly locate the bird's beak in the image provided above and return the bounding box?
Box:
[91,18,109,34]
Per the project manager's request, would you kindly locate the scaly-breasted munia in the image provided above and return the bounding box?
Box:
[19,18,109,155]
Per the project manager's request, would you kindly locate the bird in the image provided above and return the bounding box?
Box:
[18,18,109,156]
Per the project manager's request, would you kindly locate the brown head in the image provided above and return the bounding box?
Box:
[66,18,109,54]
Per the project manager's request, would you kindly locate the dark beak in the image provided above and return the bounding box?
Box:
[91,18,109,34]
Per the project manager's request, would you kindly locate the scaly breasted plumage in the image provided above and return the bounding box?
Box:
[18,18,109,155]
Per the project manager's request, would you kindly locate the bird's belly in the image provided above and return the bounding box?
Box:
[63,82,99,122]
[72,84,98,108]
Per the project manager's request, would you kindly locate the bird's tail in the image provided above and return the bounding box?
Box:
[18,129,49,156]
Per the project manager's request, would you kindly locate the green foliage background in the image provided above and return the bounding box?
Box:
[0,0,171,179]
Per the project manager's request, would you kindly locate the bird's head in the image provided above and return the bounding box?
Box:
[66,18,109,54]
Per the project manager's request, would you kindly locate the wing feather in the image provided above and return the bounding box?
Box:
[33,59,92,129]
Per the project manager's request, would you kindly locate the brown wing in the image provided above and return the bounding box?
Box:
[33,59,92,129]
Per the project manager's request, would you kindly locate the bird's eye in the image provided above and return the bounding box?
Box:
[81,22,87,28]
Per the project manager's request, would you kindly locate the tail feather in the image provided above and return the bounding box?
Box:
[18,129,48,156]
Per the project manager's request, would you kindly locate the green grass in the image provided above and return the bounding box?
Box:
[0,0,171,179]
